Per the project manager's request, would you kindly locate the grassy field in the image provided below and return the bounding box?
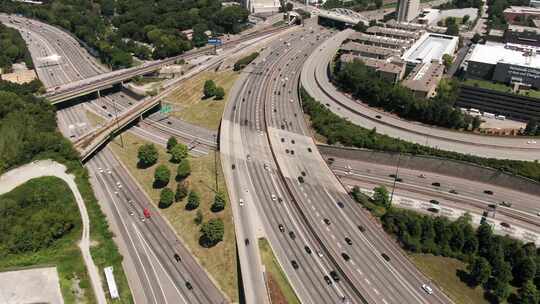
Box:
[109,132,238,302]
[258,238,301,304]
[409,254,488,304]
[0,177,93,303]
[164,70,239,130]
[463,78,540,99]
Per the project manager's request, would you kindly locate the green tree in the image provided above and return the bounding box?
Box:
[445,17,460,36]
[214,86,225,100]
[167,136,178,152]
[462,14,470,23]
[175,181,188,202]
[514,257,537,286]
[186,190,200,210]
[491,279,512,303]
[468,256,492,286]
[211,191,226,212]
[194,209,203,225]
[137,144,158,167]
[442,54,453,71]
[373,186,391,208]
[154,164,171,188]
[192,24,208,48]
[471,33,482,44]
[525,118,538,136]
[159,187,174,208]
[170,143,188,163]
[176,158,191,180]
[471,116,482,130]
[353,21,368,32]
[518,280,540,304]
[200,218,224,247]
[203,79,216,98]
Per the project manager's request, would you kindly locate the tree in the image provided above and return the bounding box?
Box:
[176,158,191,180]
[442,54,453,71]
[159,188,174,208]
[203,79,216,98]
[468,256,492,286]
[285,2,294,12]
[445,17,460,36]
[175,181,188,202]
[471,33,482,44]
[214,86,225,100]
[211,191,226,212]
[167,136,178,152]
[518,280,540,304]
[170,143,188,163]
[373,186,391,208]
[525,118,538,136]
[514,257,537,286]
[154,164,171,188]
[200,218,224,247]
[491,279,512,303]
[353,22,368,32]
[137,144,158,167]
[471,116,482,130]
[186,191,200,210]
[463,14,470,24]
[194,209,203,225]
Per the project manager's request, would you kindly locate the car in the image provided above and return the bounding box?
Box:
[278,224,285,232]
[381,253,390,261]
[449,189,458,194]
[174,253,181,262]
[323,218,331,225]
[307,147,312,152]
[291,260,299,269]
[281,138,285,142]
[484,190,494,195]
[501,201,512,207]
[143,208,151,219]
[304,246,312,254]
[430,199,440,205]
[427,207,439,213]
[301,171,306,176]
[239,199,244,206]
[527,140,537,144]
[375,115,382,119]
[298,176,304,183]
[291,150,295,155]
[317,251,323,257]
[289,231,296,239]
[422,284,433,295]
[432,182,441,187]
[500,222,511,228]
[271,194,277,201]
[323,275,332,285]
[245,238,250,245]
[345,237,352,245]
[264,163,270,170]
[488,203,496,209]
[185,281,193,290]
[358,225,366,232]
[342,253,350,261]
[337,201,344,208]
[231,164,236,170]
[330,271,340,282]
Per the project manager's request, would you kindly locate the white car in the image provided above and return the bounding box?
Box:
[422,284,433,295]
[271,194,277,201]
[239,199,244,206]
[527,140,537,144]
[317,251,323,257]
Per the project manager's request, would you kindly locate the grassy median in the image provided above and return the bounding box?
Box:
[109,132,238,302]
[258,238,301,304]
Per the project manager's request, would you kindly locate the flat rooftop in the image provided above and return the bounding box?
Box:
[468,42,540,69]
[508,24,540,34]
[348,32,410,48]
[402,62,444,93]
[366,26,421,40]
[341,41,402,57]
[341,54,405,75]
[503,6,540,14]
[385,20,426,31]
[402,32,459,64]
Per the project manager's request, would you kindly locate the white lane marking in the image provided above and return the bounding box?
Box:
[315,212,320,217]
[336,242,341,248]
[373,288,380,295]
[356,269,363,275]
[365,278,371,285]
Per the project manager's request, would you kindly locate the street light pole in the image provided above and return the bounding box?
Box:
[389,152,401,205]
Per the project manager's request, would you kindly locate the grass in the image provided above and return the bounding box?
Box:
[108,132,238,302]
[462,78,540,99]
[258,238,301,304]
[0,177,93,304]
[409,253,488,304]
[164,70,239,130]
[85,110,106,128]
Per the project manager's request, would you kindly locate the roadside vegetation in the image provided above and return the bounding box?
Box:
[300,87,540,183]
[109,132,238,301]
[0,22,33,72]
[0,0,249,68]
[351,186,540,304]
[233,52,259,71]
[0,79,133,302]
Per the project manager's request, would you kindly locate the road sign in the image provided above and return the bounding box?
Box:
[208,38,222,46]
[160,104,172,114]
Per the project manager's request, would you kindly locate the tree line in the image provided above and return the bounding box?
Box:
[0,0,249,69]
[0,22,33,72]
[486,0,529,30]
[300,87,540,183]
[334,59,479,130]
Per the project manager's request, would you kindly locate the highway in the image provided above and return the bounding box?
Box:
[301,29,540,161]
[222,19,452,304]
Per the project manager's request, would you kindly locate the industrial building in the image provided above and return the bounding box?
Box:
[402,32,459,66]
[466,42,540,88]
[340,54,406,83]
[396,0,420,22]
[401,61,445,98]
[504,25,540,47]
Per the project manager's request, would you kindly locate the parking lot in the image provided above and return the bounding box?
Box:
[0,267,64,304]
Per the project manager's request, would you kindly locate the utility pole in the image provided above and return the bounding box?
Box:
[389,152,401,205]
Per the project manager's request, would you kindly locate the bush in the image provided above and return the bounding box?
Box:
[186,190,200,210]
[211,191,226,212]
[170,143,188,163]
[154,164,171,188]
[166,136,178,152]
[203,80,216,98]
[200,218,224,247]
[176,158,191,180]
[214,86,225,100]
[159,188,174,208]
[233,52,259,71]
[137,144,158,168]
[195,209,203,225]
[175,181,189,202]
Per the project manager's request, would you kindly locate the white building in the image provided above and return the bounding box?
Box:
[402,32,459,66]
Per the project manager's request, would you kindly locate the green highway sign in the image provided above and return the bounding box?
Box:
[160,104,173,114]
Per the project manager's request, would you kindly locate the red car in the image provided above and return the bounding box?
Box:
[143,208,151,219]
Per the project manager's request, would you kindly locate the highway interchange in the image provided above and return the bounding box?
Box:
[3,10,540,304]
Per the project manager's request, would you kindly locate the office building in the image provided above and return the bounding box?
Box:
[504,25,540,47]
[396,0,420,22]
[503,6,540,24]
[402,32,459,67]
[402,62,445,98]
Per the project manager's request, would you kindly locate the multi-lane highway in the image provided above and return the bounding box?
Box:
[301,29,540,161]
[222,19,453,304]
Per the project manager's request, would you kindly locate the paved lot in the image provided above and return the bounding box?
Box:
[0,267,64,304]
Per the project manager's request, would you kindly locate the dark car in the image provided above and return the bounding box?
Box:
[278,224,285,232]
[291,260,299,269]
[430,200,440,205]
[330,270,340,282]
[501,222,511,228]
[174,253,181,262]
[185,281,193,290]
[304,246,312,254]
[358,225,366,232]
[289,231,296,240]
[449,189,458,194]
[345,237,352,245]
[427,207,439,213]
[245,238,250,246]
[323,218,331,225]
[298,176,304,183]
[484,190,494,195]
[375,115,382,119]
[342,253,350,261]
[381,253,391,261]
[324,275,332,285]
[337,201,345,208]
[432,182,441,187]
[231,164,236,170]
